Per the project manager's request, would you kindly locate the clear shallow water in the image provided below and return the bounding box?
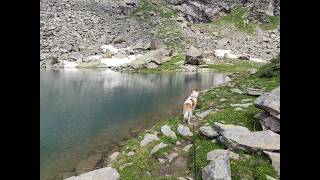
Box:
[40,69,230,180]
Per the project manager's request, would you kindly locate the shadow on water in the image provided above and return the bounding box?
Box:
[40,69,230,180]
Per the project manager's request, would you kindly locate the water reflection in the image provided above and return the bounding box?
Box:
[40,69,230,180]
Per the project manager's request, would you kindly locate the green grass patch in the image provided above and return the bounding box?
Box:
[211,6,279,33]
[214,7,256,33]
[131,0,175,19]
[208,60,264,73]
[231,154,279,179]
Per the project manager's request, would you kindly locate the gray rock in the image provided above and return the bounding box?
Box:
[113,35,126,44]
[230,88,243,94]
[140,133,160,147]
[260,116,280,133]
[144,61,159,69]
[130,49,170,68]
[202,149,231,180]
[245,87,266,96]
[177,124,193,137]
[254,86,280,114]
[197,109,214,119]
[254,112,271,120]
[263,151,280,176]
[230,103,253,108]
[119,162,133,170]
[167,152,178,163]
[150,142,167,156]
[213,123,280,152]
[64,166,119,180]
[183,144,193,152]
[158,158,166,164]
[200,126,219,138]
[249,68,258,75]
[161,125,177,139]
[127,151,135,156]
[185,46,203,65]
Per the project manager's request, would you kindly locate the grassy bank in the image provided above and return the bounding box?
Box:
[107,60,280,179]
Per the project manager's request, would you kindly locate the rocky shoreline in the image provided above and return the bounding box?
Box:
[63,63,280,179]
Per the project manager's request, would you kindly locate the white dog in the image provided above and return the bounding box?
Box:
[183,89,199,125]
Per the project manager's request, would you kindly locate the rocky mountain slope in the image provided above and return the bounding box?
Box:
[40,0,280,69]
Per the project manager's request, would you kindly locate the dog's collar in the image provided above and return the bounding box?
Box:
[190,95,197,98]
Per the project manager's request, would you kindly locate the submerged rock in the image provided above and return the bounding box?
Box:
[64,166,119,180]
[213,123,280,152]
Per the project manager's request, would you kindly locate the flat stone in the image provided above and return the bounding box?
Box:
[230,88,243,94]
[161,125,177,139]
[140,134,160,147]
[158,158,166,164]
[64,167,119,180]
[177,124,193,137]
[254,86,280,114]
[213,123,280,152]
[150,142,167,156]
[230,103,253,108]
[264,151,280,176]
[183,144,193,152]
[245,87,266,96]
[127,151,135,156]
[119,162,133,170]
[200,126,219,138]
[167,152,178,163]
[203,149,231,180]
[197,109,214,119]
[260,116,280,133]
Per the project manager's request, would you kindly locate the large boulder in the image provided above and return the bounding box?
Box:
[130,49,171,69]
[213,123,280,152]
[185,46,203,65]
[202,149,231,180]
[140,133,160,147]
[161,125,177,139]
[64,167,119,180]
[254,86,280,115]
